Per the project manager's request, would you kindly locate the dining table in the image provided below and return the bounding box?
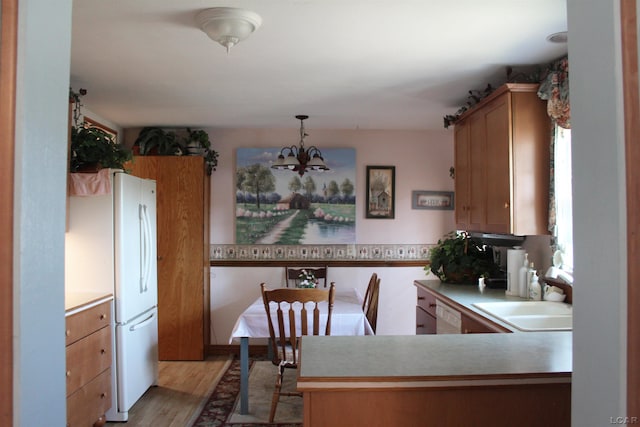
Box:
[229,287,374,415]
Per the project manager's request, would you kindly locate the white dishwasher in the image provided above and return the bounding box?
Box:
[436,300,462,334]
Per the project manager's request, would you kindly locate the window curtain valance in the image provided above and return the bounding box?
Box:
[537,55,570,129]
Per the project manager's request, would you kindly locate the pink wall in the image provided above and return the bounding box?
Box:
[206,127,455,244]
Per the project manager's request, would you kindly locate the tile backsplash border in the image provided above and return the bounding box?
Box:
[210,244,434,262]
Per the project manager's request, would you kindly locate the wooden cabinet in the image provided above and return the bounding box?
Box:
[415,284,510,334]
[461,311,508,334]
[416,286,437,334]
[65,300,112,427]
[128,156,210,361]
[454,83,550,235]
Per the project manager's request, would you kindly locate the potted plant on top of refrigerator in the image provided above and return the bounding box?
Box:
[69,88,132,172]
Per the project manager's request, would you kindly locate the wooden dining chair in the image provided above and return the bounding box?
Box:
[362,273,380,334]
[284,265,328,287]
[261,282,336,422]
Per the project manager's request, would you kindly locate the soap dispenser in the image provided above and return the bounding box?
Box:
[518,254,529,298]
[529,271,542,301]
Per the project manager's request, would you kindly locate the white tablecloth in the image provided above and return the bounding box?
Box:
[229,288,373,342]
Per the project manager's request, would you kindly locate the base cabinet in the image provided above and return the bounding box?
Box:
[415,284,510,334]
[303,384,570,427]
[416,287,437,334]
[65,300,112,427]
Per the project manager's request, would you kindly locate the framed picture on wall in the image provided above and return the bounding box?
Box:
[412,190,454,210]
[366,165,395,219]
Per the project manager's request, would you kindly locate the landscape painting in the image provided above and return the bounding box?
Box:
[236,147,356,244]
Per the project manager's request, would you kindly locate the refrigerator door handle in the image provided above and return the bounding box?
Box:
[129,312,156,332]
[139,203,152,293]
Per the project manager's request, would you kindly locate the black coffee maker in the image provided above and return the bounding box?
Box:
[469,232,526,289]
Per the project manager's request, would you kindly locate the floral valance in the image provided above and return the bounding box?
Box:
[537,55,570,129]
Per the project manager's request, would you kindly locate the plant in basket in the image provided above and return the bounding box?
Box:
[297,269,318,288]
[425,231,498,283]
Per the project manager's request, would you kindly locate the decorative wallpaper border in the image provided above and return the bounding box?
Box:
[210,244,433,262]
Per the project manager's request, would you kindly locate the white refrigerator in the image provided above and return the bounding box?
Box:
[65,170,159,422]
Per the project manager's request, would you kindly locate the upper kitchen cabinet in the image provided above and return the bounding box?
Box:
[127,156,210,360]
[454,83,550,235]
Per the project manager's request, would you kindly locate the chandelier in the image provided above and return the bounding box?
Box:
[271,115,329,177]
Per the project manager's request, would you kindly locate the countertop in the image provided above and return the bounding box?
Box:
[297,279,572,391]
[298,332,572,389]
[65,291,113,315]
[415,279,546,332]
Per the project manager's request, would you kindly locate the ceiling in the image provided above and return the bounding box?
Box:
[70,0,568,131]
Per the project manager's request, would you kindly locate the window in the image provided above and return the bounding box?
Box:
[554,126,573,272]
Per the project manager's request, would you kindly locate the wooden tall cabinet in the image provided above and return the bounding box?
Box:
[454,83,550,235]
[128,156,210,360]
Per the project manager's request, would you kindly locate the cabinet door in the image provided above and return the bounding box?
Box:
[416,307,437,334]
[483,94,511,233]
[156,156,206,360]
[128,156,208,361]
[468,113,486,231]
[454,121,471,229]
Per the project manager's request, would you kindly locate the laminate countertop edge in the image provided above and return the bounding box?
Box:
[297,333,572,391]
[65,292,113,315]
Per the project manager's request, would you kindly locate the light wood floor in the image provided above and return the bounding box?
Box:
[105,355,231,427]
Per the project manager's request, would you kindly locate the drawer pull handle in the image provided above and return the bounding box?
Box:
[66,370,71,377]
[416,324,424,328]
[99,314,106,320]
[417,296,425,301]
[100,348,106,355]
[100,392,107,399]
[429,303,437,308]
[65,330,71,337]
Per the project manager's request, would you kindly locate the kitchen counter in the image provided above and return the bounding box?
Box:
[295,280,572,426]
[298,333,571,426]
[415,279,539,332]
[299,333,571,382]
[65,291,113,315]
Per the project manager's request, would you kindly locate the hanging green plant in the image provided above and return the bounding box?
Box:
[69,88,132,172]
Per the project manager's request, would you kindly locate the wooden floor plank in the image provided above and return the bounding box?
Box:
[105,355,231,426]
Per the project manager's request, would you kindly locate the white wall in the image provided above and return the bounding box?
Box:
[14,0,72,425]
[568,0,628,424]
[207,128,456,244]
[206,128,453,344]
[212,266,426,345]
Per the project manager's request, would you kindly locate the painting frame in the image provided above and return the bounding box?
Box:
[412,190,454,210]
[365,165,395,219]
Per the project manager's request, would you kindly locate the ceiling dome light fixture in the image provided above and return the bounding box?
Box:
[271,115,329,177]
[196,7,262,53]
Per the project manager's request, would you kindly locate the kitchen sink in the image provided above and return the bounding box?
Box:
[472,301,572,331]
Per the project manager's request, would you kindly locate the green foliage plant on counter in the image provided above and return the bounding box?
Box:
[425,231,498,283]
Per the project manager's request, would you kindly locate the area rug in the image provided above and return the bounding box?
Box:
[191,356,302,427]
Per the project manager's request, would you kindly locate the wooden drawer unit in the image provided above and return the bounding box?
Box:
[66,326,112,395]
[65,301,110,346]
[65,299,113,427]
[66,369,111,427]
[416,287,437,334]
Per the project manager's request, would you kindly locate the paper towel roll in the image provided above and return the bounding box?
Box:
[506,248,526,296]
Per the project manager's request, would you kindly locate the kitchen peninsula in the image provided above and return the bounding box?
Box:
[297,280,572,426]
